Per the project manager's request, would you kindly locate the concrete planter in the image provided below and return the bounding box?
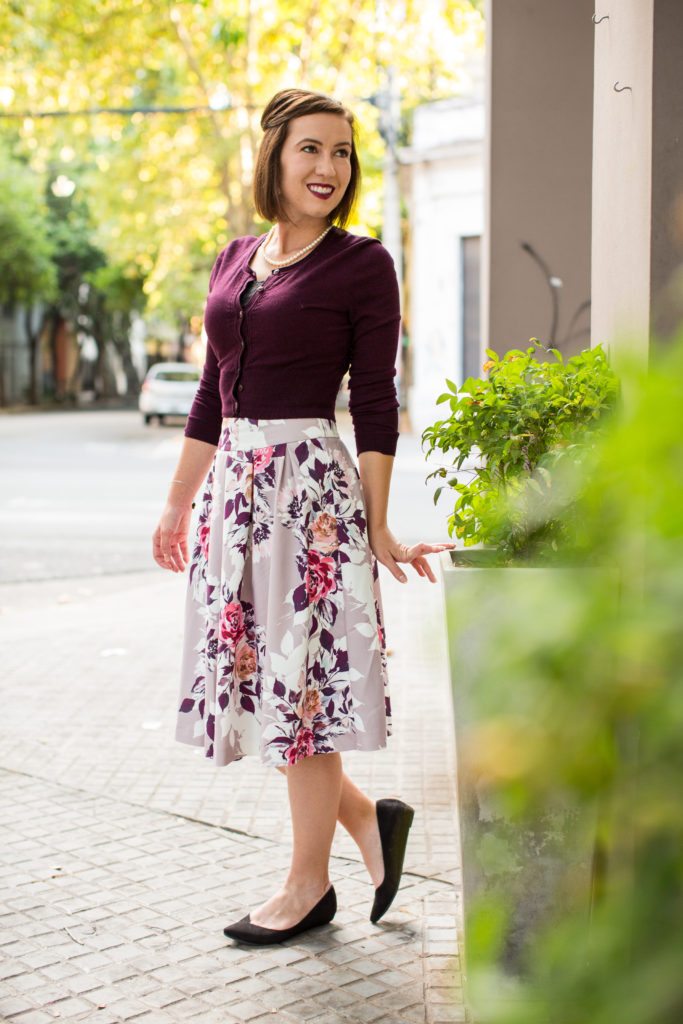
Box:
[440,549,616,1022]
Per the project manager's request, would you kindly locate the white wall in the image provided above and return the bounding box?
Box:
[400,98,485,443]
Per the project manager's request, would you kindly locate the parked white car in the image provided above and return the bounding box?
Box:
[139,362,200,425]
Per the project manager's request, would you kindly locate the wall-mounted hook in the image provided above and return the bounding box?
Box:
[614,82,633,93]
[592,14,609,24]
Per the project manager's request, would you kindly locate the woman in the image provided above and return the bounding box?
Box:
[152,88,455,945]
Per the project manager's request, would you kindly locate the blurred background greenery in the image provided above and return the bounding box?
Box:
[445,329,683,1022]
[0,0,483,396]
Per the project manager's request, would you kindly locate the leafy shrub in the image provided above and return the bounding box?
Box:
[421,341,620,563]
[447,333,683,1022]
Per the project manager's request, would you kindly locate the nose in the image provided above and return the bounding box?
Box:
[314,150,336,177]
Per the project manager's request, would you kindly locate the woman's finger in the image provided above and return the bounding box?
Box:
[414,555,437,582]
[389,541,452,583]
[379,548,408,583]
[152,529,169,570]
[159,529,180,572]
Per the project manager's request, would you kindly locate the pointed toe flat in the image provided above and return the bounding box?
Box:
[370,797,415,923]
[223,883,337,945]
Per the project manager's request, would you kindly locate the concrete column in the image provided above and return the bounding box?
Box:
[591,0,683,360]
[591,0,654,363]
[651,0,683,344]
[483,0,594,359]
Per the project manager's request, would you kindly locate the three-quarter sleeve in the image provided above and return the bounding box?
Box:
[183,249,226,446]
[347,240,401,457]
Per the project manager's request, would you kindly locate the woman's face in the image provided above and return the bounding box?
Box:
[278,112,353,226]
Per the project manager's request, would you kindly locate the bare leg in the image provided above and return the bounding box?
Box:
[249,751,343,929]
[277,761,385,885]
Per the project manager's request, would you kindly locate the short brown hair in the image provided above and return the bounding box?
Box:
[253,88,361,230]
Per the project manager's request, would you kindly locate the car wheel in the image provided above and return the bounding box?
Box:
[143,414,152,425]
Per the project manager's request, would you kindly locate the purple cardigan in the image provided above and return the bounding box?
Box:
[183,226,402,456]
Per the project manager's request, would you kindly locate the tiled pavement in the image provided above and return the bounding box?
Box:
[0,559,466,1022]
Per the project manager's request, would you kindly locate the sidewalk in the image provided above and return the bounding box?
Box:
[0,561,466,1023]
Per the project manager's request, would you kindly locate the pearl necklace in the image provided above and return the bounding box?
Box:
[262,224,333,267]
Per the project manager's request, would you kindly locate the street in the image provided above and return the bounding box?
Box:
[0,409,455,585]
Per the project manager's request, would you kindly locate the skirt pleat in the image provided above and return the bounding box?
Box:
[175,416,392,768]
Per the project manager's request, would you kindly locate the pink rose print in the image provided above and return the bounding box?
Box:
[220,601,246,649]
[198,522,211,560]
[235,642,257,680]
[298,688,323,727]
[377,622,383,646]
[253,446,274,473]
[304,550,337,602]
[285,726,316,765]
[310,511,339,553]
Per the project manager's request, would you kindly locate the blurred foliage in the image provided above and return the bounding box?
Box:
[0,0,484,326]
[447,331,683,1022]
[422,341,620,563]
[0,151,58,307]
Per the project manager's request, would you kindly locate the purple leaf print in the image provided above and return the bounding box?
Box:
[176,417,393,767]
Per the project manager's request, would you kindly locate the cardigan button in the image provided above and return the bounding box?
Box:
[238,383,244,390]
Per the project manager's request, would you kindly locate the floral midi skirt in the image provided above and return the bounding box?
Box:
[175,416,393,768]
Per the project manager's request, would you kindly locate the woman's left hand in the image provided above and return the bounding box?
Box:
[368,524,456,583]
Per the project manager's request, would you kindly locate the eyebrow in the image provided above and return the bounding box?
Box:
[297,137,352,147]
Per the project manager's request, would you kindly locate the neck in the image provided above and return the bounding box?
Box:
[271,219,331,255]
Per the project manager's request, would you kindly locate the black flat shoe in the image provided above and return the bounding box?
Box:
[223,884,337,945]
[370,797,415,923]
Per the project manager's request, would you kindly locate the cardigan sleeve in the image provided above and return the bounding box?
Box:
[183,249,227,446]
[347,239,401,457]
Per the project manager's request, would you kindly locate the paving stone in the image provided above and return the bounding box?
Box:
[431,1005,469,1023]
[339,1001,387,1023]
[46,995,93,1015]
[211,998,267,1021]
[5,975,45,995]
[315,986,358,1011]
[0,997,39,1019]
[9,1012,56,1024]
[429,986,464,1003]
[0,530,464,1024]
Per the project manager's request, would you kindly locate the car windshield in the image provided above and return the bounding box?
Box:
[153,369,199,382]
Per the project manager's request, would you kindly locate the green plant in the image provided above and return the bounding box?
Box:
[421,340,620,563]
[449,330,683,1023]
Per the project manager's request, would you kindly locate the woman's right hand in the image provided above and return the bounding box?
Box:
[153,501,193,573]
